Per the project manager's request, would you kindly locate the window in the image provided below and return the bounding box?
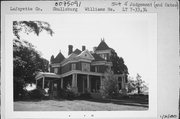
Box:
[82,63,90,72]
[104,56,107,60]
[54,68,58,74]
[100,53,107,60]
[71,63,76,70]
[95,66,98,72]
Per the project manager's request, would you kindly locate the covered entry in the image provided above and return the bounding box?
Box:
[35,72,61,99]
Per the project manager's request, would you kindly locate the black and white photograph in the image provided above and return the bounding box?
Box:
[12,14,156,111]
[1,0,179,119]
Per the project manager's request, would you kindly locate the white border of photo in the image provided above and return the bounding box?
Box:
[3,13,157,119]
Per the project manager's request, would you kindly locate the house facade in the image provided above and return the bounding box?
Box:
[35,39,128,98]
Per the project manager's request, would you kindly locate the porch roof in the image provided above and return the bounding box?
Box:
[35,72,61,80]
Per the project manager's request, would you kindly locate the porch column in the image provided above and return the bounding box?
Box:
[87,75,90,92]
[100,76,103,90]
[116,76,119,92]
[121,75,127,94]
[61,78,63,89]
[75,74,77,90]
[42,76,45,89]
[122,75,125,89]
[72,74,77,93]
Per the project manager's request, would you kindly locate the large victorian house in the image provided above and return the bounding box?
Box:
[35,39,128,98]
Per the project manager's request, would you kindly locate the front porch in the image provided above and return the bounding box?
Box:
[35,72,127,98]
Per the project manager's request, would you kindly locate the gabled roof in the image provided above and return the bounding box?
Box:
[78,49,94,60]
[92,53,105,61]
[73,48,81,55]
[96,40,111,51]
[36,72,60,80]
[53,52,65,63]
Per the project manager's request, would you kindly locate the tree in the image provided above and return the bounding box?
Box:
[110,50,128,75]
[136,73,144,94]
[127,76,136,93]
[13,21,53,99]
[101,69,118,98]
[13,39,49,83]
[127,74,148,94]
[13,21,54,39]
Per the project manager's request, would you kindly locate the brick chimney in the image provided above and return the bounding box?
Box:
[68,45,73,55]
[82,45,86,51]
[50,55,54,64]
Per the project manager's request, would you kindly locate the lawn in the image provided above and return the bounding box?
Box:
[14,99,148,111]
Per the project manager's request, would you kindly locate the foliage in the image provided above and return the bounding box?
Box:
[112,93,148,103]
[13,21,53,100]
[13,21,54,39]
[28,88,46,100]
[136,73,144,94]
[14,77,26,100]
[13,40,49,99]
[110,50,128,75]
[127,77,136,93]
[57,88,76,100]
[13,39,49,84]
[101,69,119,98]
[79,93,92,99]
[127,74,147,94]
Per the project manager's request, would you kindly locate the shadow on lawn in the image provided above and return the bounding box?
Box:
[82,98,149,108]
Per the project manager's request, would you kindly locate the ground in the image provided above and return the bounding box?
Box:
[14,99,148,111]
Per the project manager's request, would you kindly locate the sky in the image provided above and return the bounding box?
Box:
[18,14,156,83]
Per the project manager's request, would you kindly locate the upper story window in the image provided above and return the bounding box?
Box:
[71,63,76,70]
[82,63,90,72]
[95,66,98,72]
[54,68,58,74]
[100,53,108,60]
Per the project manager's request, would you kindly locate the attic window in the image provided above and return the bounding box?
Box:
[85,54,87,57]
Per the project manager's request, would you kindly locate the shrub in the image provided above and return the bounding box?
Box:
[29,88,45,100]
[57,88,76,100]
[66,90,76,100]
[57,88,68,99]
[110,92,120,99]
[101,69,119,98]
[79,93,92,99]
[13,77,25,100]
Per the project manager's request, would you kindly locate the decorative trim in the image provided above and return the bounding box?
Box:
[91,61,112,66]
[77,49,95,60]
[60,50,95,66]
[61,70,103,77]
[35,72,61,80]
[95,49,112,54]
[61,58,92,66]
